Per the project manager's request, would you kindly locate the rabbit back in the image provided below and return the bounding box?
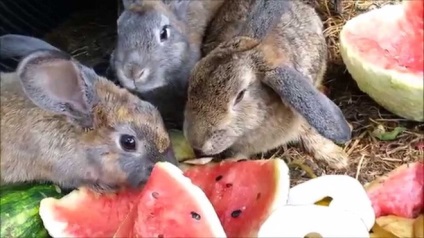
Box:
[266,1,328,85]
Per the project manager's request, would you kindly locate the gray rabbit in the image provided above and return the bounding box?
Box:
[110,0,225,93]
[0,34,177,193]
[109,0,226,129]
[183,0,352,169]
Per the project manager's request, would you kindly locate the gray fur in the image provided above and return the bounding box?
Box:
[263,66,351,143]
[111,0,225,129]
[122,0,139,9]
[1,48,178,192]
[184,0,352,169]
[0,34,60,59]
[111,0,224,93]
[111,0,196,93]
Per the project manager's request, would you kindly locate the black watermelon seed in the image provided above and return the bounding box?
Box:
[191,211,201,220]
[231,209,242,218]
[237,159,248,162]
[215,175,223,181]
[152,192,159,199]
[225,183,233,188]
[158,235,164,238]
[256,193,261,200]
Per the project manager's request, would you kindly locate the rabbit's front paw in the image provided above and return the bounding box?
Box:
[300,127,350,170]
[310,144,349,170]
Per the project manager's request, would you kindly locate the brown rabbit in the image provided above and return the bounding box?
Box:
[183,0,352,169]
[0,47,177,192]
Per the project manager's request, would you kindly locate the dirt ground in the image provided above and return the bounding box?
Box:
[43,0,423,187]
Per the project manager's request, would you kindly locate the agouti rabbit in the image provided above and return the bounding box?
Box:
[0,40,177,192]
[183,0,352,169]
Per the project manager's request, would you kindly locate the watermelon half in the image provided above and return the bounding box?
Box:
[39,162,226,237]
[340,0,424,122]
[365,162,424,219]
[38,159,289,237]
[184,158,290,237]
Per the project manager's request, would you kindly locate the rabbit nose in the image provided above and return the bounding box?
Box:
[131,66,147,82]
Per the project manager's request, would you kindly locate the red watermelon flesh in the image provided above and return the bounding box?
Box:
[39,187,140,237]
[366,162,424,219]
[343,0,423,75]
[183,159,290,237]
[39,162,226,238]
[404,0,424,30]
[112,162,226,237]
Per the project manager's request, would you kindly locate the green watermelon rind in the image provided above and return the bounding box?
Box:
[0,183,64,238]
[339,4,424,122]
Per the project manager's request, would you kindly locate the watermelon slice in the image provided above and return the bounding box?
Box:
[39,162,226,237]
[340,0,424,122]
[38,159,289,237]
[183,159,290,237]
[365,162,424,219]
[39,188,140,237]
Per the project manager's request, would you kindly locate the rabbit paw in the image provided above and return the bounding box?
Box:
[309,143,349,170]
[300,127,350,170]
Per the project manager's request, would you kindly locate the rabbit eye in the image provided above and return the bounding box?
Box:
[119,134,137,151]
[234,89,246,105]
[160,25,170,42]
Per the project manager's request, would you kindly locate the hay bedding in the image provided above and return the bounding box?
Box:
[43,0,423,186]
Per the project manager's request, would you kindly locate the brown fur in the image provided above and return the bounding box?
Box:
[184,1,351,169]
[185,0,227,47]
[0,50,176,192]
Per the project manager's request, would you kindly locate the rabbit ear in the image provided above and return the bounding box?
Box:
[163,0,190,21]
[122,0,141,9]
[17,49,98,128]
[261,65,351,144]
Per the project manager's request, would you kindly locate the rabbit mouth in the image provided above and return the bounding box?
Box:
[86,182,120,194]
[198,142,233,158]
[193,149,222,159]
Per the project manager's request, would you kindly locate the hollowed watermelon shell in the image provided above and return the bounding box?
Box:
[340,0,424,121]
